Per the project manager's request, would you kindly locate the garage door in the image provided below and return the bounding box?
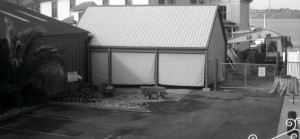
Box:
[91,52,108,85]
[112,52,155,85]
[159,53,205,86]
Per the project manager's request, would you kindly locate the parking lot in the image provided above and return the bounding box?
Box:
[0,89,283,139]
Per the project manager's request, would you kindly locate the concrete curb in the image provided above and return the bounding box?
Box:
[0,104,46,122]
[49,101,151,113]
[276,95,300,139]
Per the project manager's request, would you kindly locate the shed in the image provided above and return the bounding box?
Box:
[77,5,227,87]
[0,1,89,96]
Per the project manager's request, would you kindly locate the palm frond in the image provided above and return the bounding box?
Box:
[16,46,64,87]
[25,45,64,66]
[4,17,18,60]
[18,26,46,61]
[1,17,65,97]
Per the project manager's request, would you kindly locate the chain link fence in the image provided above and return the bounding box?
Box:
[219,63,277,89]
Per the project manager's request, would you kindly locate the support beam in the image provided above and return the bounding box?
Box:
[108,48,112,86]
[283,36,288,76]
[214,59,218,91]
[155,49,158,86]
[88,47,92,84]
[203,51,210,91]
[276,52,280,76]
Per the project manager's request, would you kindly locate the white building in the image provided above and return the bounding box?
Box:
[77,6,226,87]
[35,0,148,22]
[149,0,253,36]
[35,0,252,31]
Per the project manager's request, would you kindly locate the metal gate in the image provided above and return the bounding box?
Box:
[220,63,277,89]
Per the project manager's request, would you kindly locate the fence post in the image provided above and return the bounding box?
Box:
[283,36,288,76]
[214,59,218,91]
[245,63,247,87]
[276,52,280,76]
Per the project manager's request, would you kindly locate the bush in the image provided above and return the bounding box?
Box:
[0,84,47,108]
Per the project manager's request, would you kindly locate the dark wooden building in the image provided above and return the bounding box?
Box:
[0,1,89,96]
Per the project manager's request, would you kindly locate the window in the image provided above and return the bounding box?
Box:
[52,1,57,18]
[191,0,203,4]
[219,6,227,20]
[70,0,76,8]
[159,0,175,4]
[167,0,175,4]
[159,0,165,4]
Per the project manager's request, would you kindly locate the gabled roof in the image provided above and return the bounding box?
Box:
[70,1,96,11]
[0,1,88,39]
[77,6,220,48]
[33,0,56,2]
[62,16,77,24]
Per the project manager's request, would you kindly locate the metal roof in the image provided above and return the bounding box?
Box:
[0,1,88,39]
[77,6,219,48]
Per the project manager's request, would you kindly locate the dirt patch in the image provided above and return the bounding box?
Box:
[130,113,147,121]
[116,126,146,136]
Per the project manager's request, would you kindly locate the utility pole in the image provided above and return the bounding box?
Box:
[263,13,266,29]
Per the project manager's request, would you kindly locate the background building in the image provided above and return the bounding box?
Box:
[77,5,226,87]
[23,0,251,33]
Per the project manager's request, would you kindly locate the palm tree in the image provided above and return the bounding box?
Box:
[0,17,64,106]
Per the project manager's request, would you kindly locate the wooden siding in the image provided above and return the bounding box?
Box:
[208,14,226,84]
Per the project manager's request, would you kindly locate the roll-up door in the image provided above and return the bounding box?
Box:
[91,52,108,85]
[112,52,155,85]
[159,53,205,86]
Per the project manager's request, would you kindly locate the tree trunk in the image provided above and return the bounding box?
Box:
[268,76,300,96]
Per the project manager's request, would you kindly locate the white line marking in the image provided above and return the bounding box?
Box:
[0,10,29,22]
[22,114,121,126]
[103,135,122,139]
[104,135,113,139]
[0,126,86,139]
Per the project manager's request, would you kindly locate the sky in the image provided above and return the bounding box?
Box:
[251,0,300,10]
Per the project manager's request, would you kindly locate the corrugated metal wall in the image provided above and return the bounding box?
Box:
[33,33,88,97]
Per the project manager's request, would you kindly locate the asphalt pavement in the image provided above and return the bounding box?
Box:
[0,89,283,139]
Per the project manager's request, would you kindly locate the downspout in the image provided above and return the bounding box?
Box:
[85,34,93,84]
